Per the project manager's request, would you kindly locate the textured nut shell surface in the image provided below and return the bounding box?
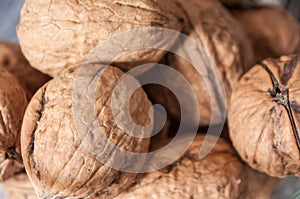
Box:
[17,0,186,76]
[21,65,152,198]
[228,55,300,178]
[115,135,247,199]
[0,41,51,98]
[231,6,300,62]
[0,66,27,181]
[2,172,38,199]
[146,0,255,126]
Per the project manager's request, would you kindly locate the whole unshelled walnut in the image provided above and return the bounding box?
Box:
[0,41,51,98]
[21,64,152,198]
[114,133,278,199]
[115,134,247,199]
[144,0,255,126]
[17,0,187,77]
[0,66,28,181]
[228,54,300,178]
[231,6,300,62]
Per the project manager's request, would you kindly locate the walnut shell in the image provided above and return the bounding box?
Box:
[145,0,255,126]
[21,65,152,198]
[0,66,28,181]
[17,0,187,77]
[228,54,300,178]
[0,41,51,98]
[231,6,300,62]
[115,134,247,199]
[2,172,38,199]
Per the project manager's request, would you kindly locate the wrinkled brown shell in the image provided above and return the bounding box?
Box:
[2,172,38,199]
[0,66,28,181]
[21,65,152,198]
[228,55,300,178]
[17,0,187,77]
[145,0,255,126]
[0,41,51,98]
[115,134,247,199]
[231,6,300,62]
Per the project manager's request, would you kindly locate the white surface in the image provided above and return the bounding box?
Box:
[0,185,5,199]
[0,0,23,42]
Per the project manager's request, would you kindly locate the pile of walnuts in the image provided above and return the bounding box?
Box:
[0,0,300,198]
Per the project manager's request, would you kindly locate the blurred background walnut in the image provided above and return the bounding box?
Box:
[0,66,27,182]
[231,6,300,62]
[143,0,255,127]
[0,41,51,98]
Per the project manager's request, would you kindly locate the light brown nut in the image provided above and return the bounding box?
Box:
[0,41,51,98]
[0,152,23,183]
[0,66,28,181]
[145,0,255,126]
[2,172,38,199]
[231,6,300,62]
[21,65,152,198]
[228,54,300,178]
[115,134,247,199]
[17,0,187,77]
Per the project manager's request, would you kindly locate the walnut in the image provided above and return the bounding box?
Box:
[0,41,51,98]
[2,172,37,199]
[231,6,300,62]
[21,64,152,198]
[17,0,187,76]
[144,0,255,126]
[0,66,28,181]
[228,54,300,178]
[115,134,247,199]
[115,134,279,199]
